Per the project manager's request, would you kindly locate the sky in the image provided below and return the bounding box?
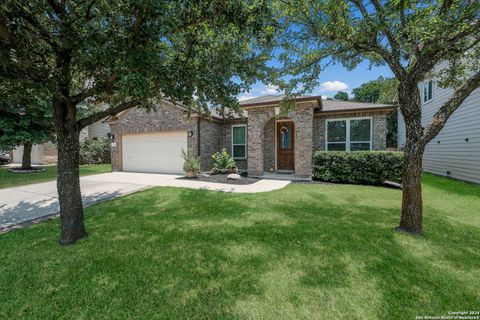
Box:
[238,60,394,101]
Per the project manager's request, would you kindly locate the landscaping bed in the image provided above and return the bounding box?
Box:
[178,173,259,185]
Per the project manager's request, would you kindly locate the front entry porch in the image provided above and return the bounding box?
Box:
[245,103,314,179]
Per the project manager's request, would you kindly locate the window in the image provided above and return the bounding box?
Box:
[423,80,433,103]
[280,125,292,149]
[232,125,247,158]
[326,118,372,151]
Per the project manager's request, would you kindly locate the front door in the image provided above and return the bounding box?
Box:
[276,121,294,170]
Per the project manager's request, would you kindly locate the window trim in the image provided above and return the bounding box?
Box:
[423,80,434,103]
[325,117,373,151]
[231,124,247,159]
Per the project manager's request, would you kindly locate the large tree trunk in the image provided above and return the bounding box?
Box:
[54,97,87,245]
[53,48,87,245]
[397,81,425,235]
[21,142,33,169]
[398,145,424,234]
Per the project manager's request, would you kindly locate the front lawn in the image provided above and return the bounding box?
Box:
[0,164,111,189]
[1,174,479,319]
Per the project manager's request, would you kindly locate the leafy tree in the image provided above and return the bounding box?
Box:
[1,1,274,244]
[275,0,480,234]
[351,77,399,148]
[0,81,54,169]
[333,91,349,101]
[352,76,397,103]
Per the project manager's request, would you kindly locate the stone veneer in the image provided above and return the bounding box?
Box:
[263,118,276,172]
[289,103,314,178]
[246,107,276,176]
[246,103,314,178]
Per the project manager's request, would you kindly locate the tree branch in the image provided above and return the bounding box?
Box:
[348,0,406,79]
[77,100,141,129]
[370,0,401,60]
[70,73,118,104]
[421,70,480,145]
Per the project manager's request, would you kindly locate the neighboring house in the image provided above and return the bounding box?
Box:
[12,120,110,165]
[107,95,394,178]
[398,78,480,184]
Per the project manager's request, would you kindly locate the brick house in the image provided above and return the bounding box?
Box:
[107,95,394,178]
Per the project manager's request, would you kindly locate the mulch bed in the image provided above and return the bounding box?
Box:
[178,173,259,185]
[293,179,402,189]
[8,167,46,173]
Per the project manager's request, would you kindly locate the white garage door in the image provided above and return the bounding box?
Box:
[122,131,187,174]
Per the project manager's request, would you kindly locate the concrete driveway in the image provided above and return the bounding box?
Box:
[0,172,289,232]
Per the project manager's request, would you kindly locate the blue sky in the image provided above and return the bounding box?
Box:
[238,60,394,101]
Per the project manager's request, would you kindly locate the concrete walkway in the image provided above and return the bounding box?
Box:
[0,172,290,232]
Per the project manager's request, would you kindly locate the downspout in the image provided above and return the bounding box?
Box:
[197,117,201,158]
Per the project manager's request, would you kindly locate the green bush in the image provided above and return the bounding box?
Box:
[181,149,201,175]
[313,151,404,184]
[79,138,111,165]
[211,148,237,174]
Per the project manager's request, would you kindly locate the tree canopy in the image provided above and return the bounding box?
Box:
[0,80,54,153]
[351,77,398,104]
[0,1,275,123]
[333,91,349,101]
[0,0,277,244]
[273,0,480,234]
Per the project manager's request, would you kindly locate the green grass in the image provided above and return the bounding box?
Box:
[1,174,479,319]
[0,164,112,189]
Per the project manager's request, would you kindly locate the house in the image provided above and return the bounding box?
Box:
[12,120,110,165]
[397,78,480,184]
[107,95,394,178]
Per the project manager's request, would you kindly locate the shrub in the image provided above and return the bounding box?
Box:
[313,151,404,184]
[181,149,201,176]
[79,138,111,165]
[211,148,237,174]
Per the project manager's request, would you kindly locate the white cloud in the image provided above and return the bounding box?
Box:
[319,81,348,92]
[260,84,281,95]
[238,93,257,101]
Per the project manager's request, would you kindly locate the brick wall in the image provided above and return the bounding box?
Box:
[109,101,193,171]
[198,119,223,171]
[247,107,275,176]
[289,103,314,178]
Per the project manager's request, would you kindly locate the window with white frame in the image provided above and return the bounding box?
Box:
[423,80,433,103]
[326,118,372,151]
[232,125,247,158]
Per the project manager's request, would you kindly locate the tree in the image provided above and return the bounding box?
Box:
[351,77,399,147]
[334,91,349,101]
[352,76,398,103]
[275,0,480,234]
[0,81,54,169]
[1,1,274,244]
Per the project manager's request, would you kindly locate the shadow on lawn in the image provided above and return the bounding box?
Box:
[1,186,479,319]
[101,187,478,319]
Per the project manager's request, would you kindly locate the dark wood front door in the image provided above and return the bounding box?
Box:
[277,121,294,170]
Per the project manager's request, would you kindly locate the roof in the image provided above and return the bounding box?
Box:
[239,94,322,108]
[320,100,395,113]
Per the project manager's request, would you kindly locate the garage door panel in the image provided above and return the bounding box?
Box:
[122,131,187,174]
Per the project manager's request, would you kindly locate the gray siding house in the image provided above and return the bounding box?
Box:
[398,77,480,184]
